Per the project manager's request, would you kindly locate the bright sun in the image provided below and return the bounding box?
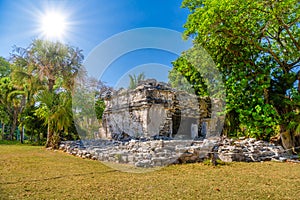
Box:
[40,12,67,40]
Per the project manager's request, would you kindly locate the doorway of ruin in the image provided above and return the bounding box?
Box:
[172,109,198,139]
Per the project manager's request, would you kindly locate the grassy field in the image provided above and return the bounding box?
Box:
[0,145,299,200]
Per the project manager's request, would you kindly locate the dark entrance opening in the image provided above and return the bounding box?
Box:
[172,109,181,137]
[172,109,198,139]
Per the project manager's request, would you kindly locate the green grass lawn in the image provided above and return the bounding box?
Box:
[0,145,299,200]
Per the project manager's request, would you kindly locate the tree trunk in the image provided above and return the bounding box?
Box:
[37,131,40,144]
[48,79,55,93]
[20,126,24,144]
[297,71,300,93]
[298,72,300,93]
[46,121,53,148]
[280,125,296,154]
[9,124,16,140]
[46,122,60,149]
[1,122,4,140]
[10,111,18,140]
[263,88,269,104]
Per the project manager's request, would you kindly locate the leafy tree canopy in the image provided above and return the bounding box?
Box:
[9,40,84,148]
[0,57,10,78]
[172,0,299,146]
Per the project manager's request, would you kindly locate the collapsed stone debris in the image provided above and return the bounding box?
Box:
[59,137,299,168]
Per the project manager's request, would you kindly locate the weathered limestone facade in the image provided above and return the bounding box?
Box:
[101,79,216,140]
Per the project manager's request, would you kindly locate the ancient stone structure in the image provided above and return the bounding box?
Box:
[101,79,220,140]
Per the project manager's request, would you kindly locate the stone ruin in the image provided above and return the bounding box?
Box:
[100,79,222,140]
[57,81,299,168]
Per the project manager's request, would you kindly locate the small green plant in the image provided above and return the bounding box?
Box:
[203,158,227,166]
[202,158,212,166]
[215,159,226,166]
[114,154,122,161]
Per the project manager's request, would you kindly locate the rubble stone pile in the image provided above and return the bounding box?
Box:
[217,137,298,162]
[58,137,299,168]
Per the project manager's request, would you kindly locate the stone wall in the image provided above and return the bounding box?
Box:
[59,139,217,167]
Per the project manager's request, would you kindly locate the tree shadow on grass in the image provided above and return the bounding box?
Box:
[0,169,118,185]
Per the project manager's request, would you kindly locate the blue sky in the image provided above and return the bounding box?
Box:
[0,0,191,87]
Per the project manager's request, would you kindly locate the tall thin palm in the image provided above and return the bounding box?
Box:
[29,39,83,92]
[128,72,145,89]
[35,91,73,148]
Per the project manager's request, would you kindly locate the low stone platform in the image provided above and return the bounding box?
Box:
[58,138,299,168]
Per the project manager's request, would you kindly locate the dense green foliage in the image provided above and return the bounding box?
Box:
[0,58,25,141]
[170,0,299,147]
[95,99,106,120]
[0,40,89,147]
[169,56,208,96]
[0,57,10,78]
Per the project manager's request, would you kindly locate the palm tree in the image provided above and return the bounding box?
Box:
[0,57,11,140]
[0,76,25,140]
[0,77,11,139]
[10,56,46,143]
[29,39,83,92]
[7,90,25,141]
[128,72,145,89]
[12,39,83,148]
[11,56,44,104]
[0,104,9,140]
[35,90,73,148]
